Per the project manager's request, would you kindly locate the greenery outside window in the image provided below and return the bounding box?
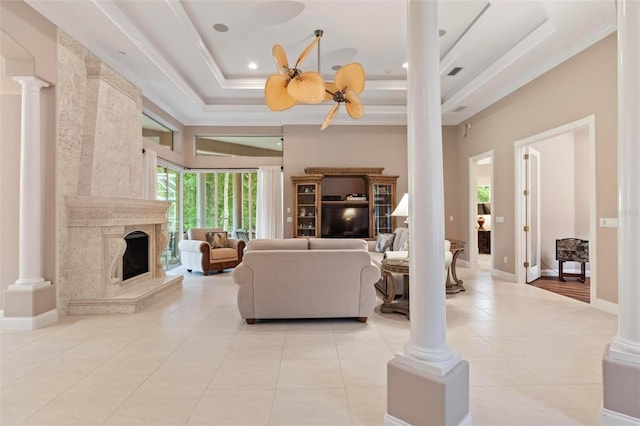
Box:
[143,113,173,150]
[477,185,491,203]
[183,170,257,237]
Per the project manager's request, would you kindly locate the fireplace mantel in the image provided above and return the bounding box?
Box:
[66,196,170,227]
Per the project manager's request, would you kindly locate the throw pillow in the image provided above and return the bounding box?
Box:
[206,231,228,248]
[375,233,395,253]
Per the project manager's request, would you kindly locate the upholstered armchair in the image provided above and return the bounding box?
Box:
[178,228,245,275]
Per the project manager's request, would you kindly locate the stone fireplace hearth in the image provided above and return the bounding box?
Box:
[63,196,182,315]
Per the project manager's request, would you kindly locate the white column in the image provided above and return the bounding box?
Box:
[601,3,640,423]
[10,76,50,289]
[399,0,460,375]
[610,0,640,365]
[196,173,207,227]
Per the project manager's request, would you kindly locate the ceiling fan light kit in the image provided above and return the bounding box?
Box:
[264,29,365,130]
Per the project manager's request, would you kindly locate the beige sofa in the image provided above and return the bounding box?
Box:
[232,238,381,324]
[368,227,452,296]
[179,228,245,275]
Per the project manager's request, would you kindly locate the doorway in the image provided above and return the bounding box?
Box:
[514,116,596,304]
[468,151,494,271]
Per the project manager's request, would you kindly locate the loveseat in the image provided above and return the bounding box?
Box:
[368,227,453,296]
[232,238,381,323]
[178,228,245,275]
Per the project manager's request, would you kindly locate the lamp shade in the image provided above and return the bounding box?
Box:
[392,193,409,217]
[477,203,491,215]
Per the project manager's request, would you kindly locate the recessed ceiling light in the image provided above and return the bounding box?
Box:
[402,62,408,69]
[248,62,258,70]
[213,23,229,32]
[118,51,126,55]
[439,29,446,37]
[331,65,341,71]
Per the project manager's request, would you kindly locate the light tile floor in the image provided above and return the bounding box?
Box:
[1,266,616,425]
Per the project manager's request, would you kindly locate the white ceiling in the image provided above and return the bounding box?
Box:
[25,0,616,128]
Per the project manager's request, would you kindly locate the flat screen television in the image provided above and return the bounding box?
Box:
[321,205,369,238]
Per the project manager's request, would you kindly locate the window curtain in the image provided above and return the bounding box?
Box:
[256,165,283,239]
[141,148,157,200]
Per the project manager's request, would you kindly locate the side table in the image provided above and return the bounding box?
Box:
[380,258,410,319]
[446,239,466,294]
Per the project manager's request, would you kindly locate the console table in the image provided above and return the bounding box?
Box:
[446,239,466,294]
[380,258,410,318]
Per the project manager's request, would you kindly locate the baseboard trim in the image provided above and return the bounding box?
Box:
[492,268,517,282]
[384,412,471,426]
[595,298,619,315]
[602,408,640,425]
[1,308,59,330]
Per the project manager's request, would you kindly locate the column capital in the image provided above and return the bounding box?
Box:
[12,76,50,90]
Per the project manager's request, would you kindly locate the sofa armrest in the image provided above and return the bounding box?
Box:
[233,264,255,319]
[367,241,377,252]
[227,238,246,263]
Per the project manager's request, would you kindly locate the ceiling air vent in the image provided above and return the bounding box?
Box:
[452,106,467,113]
[448,67,463,76]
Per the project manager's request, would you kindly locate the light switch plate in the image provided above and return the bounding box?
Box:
[599,218,618,228]
[496,216,505,223]
[286,216,292,223]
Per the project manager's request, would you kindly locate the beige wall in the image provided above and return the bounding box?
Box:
[442,126,460,240]
[282,125,408,238]
[454,33,617,303]
[1,0,58,308]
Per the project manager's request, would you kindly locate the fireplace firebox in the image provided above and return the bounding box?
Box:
[123,231,149,281]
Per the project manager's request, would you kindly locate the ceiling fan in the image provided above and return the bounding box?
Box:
[264,30,365,130]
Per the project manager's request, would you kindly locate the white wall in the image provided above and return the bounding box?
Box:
[533,133,575,274]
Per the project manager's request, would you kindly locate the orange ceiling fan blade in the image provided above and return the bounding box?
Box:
[344,88,364,119]
[321,103,340,131]
[265,74,296,111]
[287,71,325,104]
[295,36,320,67]
[335,63,365,94]
[324,81,338,101]
[272,44,289,76]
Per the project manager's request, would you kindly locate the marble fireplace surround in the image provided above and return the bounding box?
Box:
[64,196,182,314]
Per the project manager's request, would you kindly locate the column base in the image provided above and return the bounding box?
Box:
[2,283,57,329]
[603,344,640,423]
[386,357,470,426]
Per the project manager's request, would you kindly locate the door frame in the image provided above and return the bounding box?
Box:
[513,115,597,304]
[468,150,494,270]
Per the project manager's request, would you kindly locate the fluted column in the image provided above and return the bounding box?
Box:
[10,76,50,288]
[385,1,469,424]
[602,1,640,423]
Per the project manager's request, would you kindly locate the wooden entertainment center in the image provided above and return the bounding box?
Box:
[291,167,399,239]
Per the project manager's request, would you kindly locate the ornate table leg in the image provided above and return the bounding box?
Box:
[446,248,465,294]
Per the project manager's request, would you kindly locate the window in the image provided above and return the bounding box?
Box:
[195,136,282,157]
[156,165,180,270]
[477,185,491,203]
[182,171,257,236]
[143,113,173,150]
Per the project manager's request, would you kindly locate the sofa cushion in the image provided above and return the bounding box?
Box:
[375,233,395,252]
[308,238,367,250]
[246,238,309,251]
[210,247,237,261]
[206,231,229,248]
